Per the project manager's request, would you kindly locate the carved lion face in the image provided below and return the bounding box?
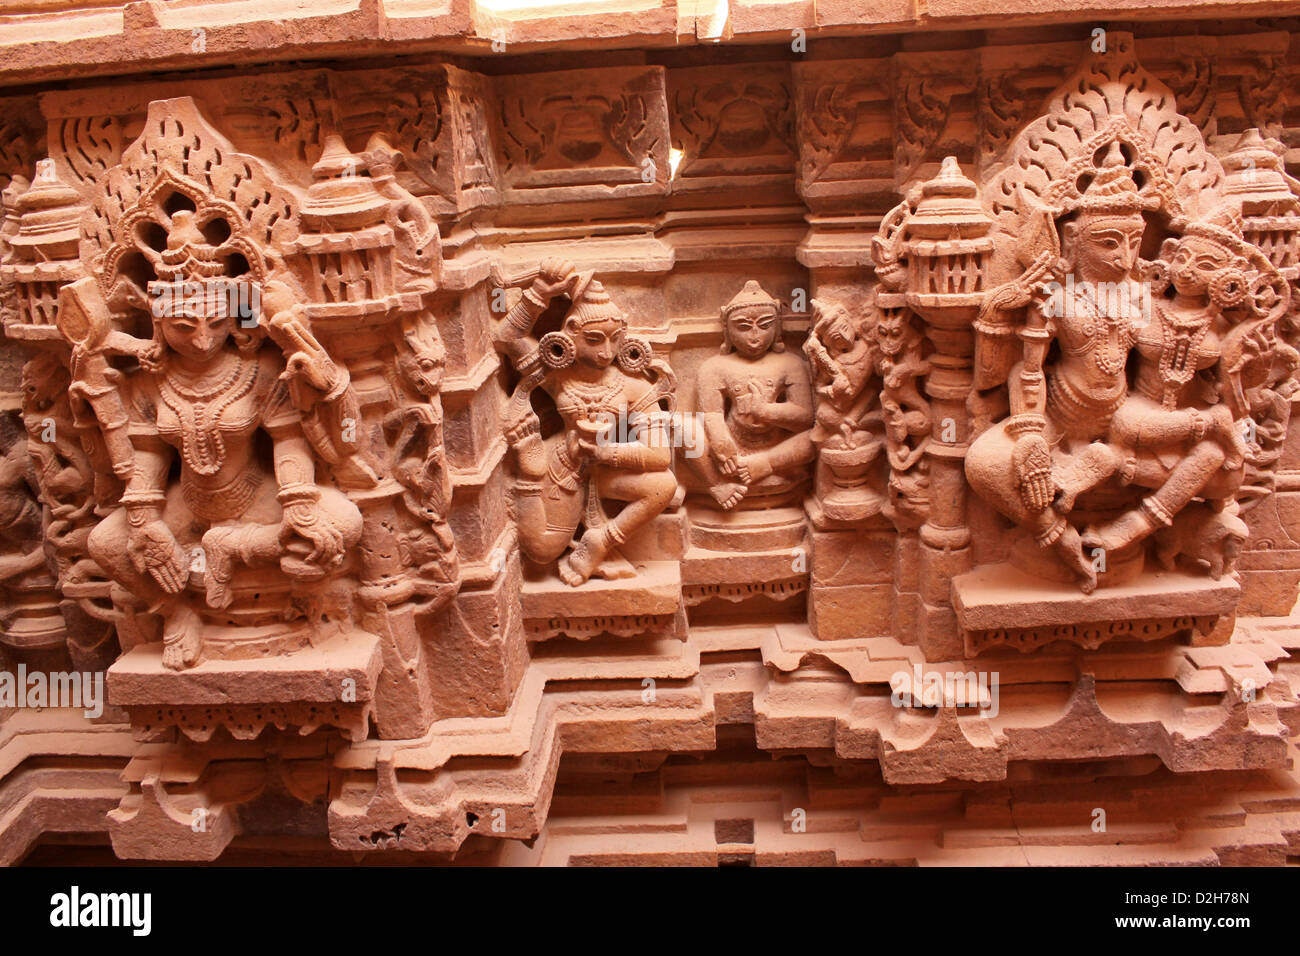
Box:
[875,310,909,356]
[399,346,443,396]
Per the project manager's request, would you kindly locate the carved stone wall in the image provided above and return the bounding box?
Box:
[3,9,1300,866]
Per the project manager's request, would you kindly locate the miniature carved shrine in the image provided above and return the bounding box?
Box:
[1,3,1299,867]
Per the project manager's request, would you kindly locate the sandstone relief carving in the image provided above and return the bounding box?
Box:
[65,101,364,671]
[0,93,472,748]
[495,260,678,586]
[959,38,1296,603]
[0,25,1299,870]
[683,280,813,511]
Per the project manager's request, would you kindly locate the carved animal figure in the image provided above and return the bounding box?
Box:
[1153,502,1248,579]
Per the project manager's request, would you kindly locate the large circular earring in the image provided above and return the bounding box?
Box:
[1142,258,1171,296]
[538,331,576,370]
[1209,267,1249,310]
[617,336,653,374]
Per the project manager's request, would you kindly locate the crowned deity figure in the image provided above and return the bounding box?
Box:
[1082,204,1276,554]
[966,143,1151,591]
[82,212,363,669]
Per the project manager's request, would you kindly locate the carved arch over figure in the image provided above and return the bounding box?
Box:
[984,33,1224,285]
[84,96,301,302]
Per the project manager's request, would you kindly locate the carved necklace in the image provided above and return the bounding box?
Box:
[560,379,622,421]
[158,353,260,476]
[1069,287,1132,377]
[1154,301,1211,409]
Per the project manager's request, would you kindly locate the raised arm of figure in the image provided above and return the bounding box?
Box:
[494,258,577,369]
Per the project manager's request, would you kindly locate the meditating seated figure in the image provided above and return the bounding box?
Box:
[683,280,814,510]
[966,145,1150,592]
[84,249,363,669]
[495,259,678,586]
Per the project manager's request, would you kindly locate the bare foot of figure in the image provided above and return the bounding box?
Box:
[1055,524,1098,594]
[162,603,202,670]
[710,481,748,510]
[719,455,750,484]
[559,527,610,586]
[736,454,772,485]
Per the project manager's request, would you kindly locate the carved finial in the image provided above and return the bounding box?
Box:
[1100,140,1125,170]
[300,133,387,233]
[14,159,78,215]
[922,155,979,200]
[1222,128,1293,203]
[33,158,57,185]
[7,158,81,264]
[311,132,364,181]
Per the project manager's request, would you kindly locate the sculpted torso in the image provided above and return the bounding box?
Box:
[700,350,809,449]
[1048,282,1142,406]
[146,350,285,488]
[551,366,654,435]
[1132,300,1223,408]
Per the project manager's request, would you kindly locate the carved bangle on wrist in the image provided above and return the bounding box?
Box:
[122,491,165,526]
[277,485,320,507]
[515,479,544,497]
[1005,413,1047,438]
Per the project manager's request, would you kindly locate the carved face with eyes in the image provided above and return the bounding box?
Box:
[568,317,623,370]
[725,304,779,360]
[398,321,445,396]
[1070,215,1146,284]
[162,310,233,364]
[874,310,910,358]
[1170,236,1231,298]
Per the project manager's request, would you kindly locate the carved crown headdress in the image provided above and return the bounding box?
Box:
[564,277,626,329]
[1181,203,1251,258]
[722,280,779,317]
[1075,142,1145,220]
